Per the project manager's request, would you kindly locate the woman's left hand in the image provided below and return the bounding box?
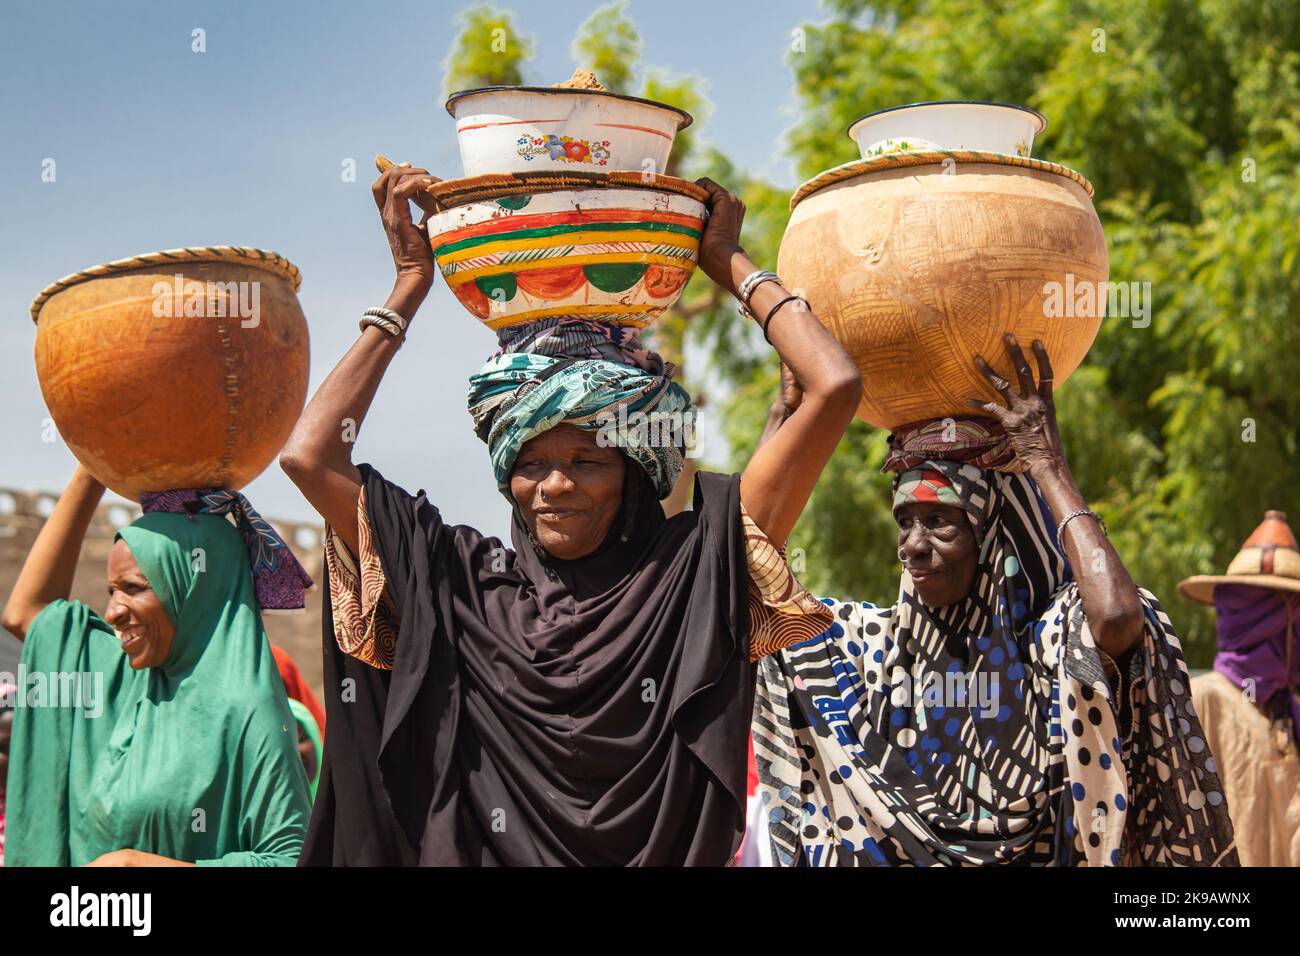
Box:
[693,177,746,296]
[968,333,1067,480]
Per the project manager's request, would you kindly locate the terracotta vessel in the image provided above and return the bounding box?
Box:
[427,183,706,331]
[777,152,1108,430]
[30,247,309,500]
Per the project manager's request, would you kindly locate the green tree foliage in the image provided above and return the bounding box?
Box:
[442,4,534,94]
[572,1,642,95]
[774,0,1300,662]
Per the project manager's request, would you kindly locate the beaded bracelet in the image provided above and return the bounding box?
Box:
[1057,508,1107,542]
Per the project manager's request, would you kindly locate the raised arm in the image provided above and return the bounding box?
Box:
[692,179,863,549]
[279,163,440,555]
[1,466,105,641]
[969,334,1145,659]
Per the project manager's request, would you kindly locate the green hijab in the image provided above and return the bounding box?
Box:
[4,512,311,866]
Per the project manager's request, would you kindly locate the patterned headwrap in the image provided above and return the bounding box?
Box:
[466,352,694,501]
[492,318,672,375]
[883,416,1027,474]
[754,458,1238,867]
[892,461,990,537]
[139,489,315,612]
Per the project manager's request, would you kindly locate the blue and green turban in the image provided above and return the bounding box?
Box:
[466,352,694,501]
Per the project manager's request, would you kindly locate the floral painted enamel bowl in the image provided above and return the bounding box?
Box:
[427,187,705,331]
[848,101,1047,159]
[445,86,693,177]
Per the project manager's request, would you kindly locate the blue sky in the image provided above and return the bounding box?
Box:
[0,0,829,539]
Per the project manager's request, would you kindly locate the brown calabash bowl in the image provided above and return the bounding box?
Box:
[777,153,1108,430]
[30,247,309,501]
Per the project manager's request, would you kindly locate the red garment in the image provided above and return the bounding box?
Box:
[271,645,326,737]
[746,732,759,796]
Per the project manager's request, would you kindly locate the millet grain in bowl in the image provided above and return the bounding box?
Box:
[555,69,606,91]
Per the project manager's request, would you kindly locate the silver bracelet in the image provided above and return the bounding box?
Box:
[359,314,403,337]
[738,269,781,308]
[362,306,408,333]
[1057,508,1107,542]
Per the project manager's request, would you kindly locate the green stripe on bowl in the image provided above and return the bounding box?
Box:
[434,219,701,257]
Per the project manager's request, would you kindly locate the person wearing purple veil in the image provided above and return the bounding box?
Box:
[1181,510,1300,866]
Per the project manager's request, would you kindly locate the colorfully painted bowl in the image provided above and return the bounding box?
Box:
[445,86,693,177]
[848,101,1047,159]
[428,188,705,331]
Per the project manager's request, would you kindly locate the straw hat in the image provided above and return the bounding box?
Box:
[1178,510,1300,605]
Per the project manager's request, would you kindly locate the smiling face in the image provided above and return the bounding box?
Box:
[509,425,627,561]
[895,501,979,608]
[104,538,177,670]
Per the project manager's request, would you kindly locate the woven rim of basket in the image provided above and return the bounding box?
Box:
[30,246,302,324]
[427,170,709,208]
[790,150,1095,210]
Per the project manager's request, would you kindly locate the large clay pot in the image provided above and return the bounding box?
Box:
[777,152,1108,430]
[30,247,309,500]
[427,181,706,331]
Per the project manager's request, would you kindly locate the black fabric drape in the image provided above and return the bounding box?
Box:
[301,463,753,866]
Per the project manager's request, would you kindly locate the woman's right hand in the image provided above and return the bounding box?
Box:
[693,177,747,297]
[372,163,442,291]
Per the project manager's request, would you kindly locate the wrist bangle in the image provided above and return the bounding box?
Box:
[738,269,781,308]
[761,295,805,343]
[1056,509,1107,543]
[362,306,408,333]
[359,315,403,337]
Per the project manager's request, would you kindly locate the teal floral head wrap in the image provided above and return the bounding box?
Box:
[466,353,695,501]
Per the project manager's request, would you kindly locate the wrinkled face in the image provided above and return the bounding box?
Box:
[895,501,979,608]
[105,538,177,670]
[510,425,626,561]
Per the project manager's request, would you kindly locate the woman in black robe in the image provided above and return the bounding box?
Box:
[281,165,862,865]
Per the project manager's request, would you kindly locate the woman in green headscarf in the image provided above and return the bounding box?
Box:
[0,467,312,866]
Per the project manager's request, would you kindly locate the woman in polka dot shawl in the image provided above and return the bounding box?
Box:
[753,337,1238,866]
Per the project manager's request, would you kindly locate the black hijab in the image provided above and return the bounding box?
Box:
[301,462,753,866]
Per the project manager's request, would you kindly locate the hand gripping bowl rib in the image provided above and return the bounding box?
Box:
[776,150,1108,430]
[30,246,310,501]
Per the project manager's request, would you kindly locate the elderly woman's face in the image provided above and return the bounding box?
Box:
[896,501,978,608]
[510,425,626,560]
[105,538,177,670]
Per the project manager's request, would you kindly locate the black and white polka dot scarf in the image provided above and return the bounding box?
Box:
[753,462,1238,866]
